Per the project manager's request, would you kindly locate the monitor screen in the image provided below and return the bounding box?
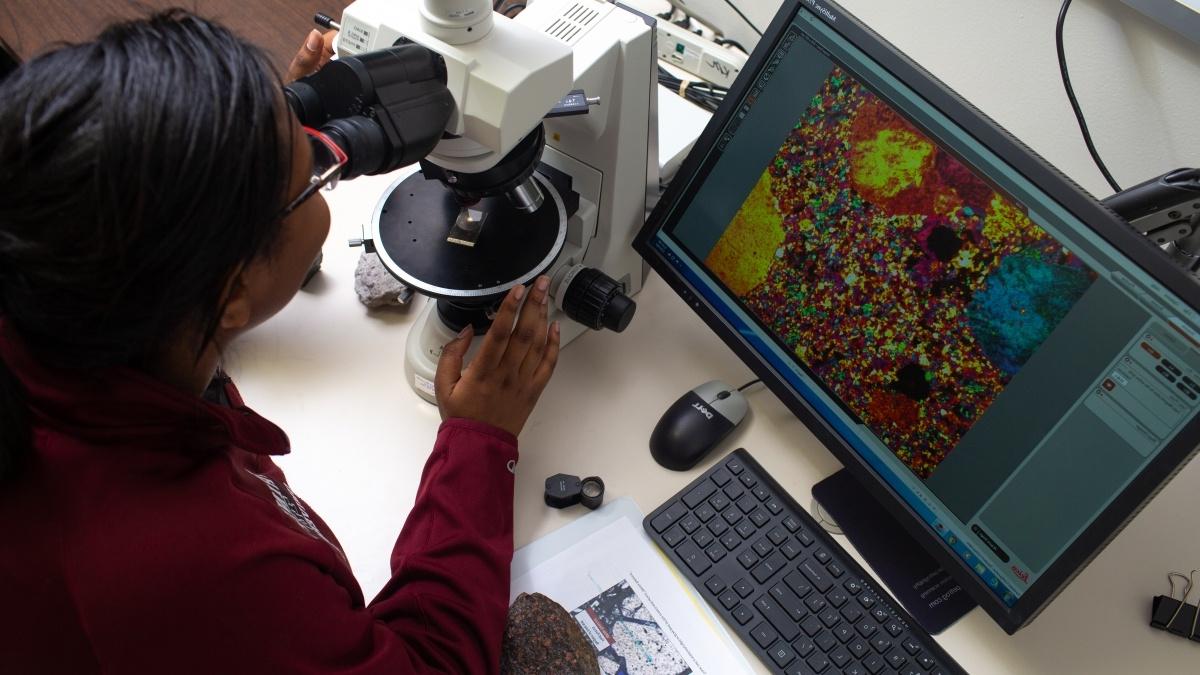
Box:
[635,0,1200,633]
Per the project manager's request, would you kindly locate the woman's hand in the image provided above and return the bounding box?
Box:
[285,29,336,83]
[435,275,561,437]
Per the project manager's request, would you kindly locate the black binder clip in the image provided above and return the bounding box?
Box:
[1151,570,1200,644]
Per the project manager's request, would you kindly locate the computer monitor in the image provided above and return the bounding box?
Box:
[635,0,1200,634]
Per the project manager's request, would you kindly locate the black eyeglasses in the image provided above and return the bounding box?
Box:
[278,126,348,219]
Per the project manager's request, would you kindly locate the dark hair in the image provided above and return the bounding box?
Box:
[0,10,294,480]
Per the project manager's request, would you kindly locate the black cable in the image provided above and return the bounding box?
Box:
[1056,0,1121,193]
[715,37,749,54]
[721,0,762,37]
[737,378,761,392]
[502,3,526,16]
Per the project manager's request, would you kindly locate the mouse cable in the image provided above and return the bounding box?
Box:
[1056,0,1122,193]
[720,0,763,37]
[737,378,762,392]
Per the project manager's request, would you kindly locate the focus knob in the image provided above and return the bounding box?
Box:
[562,267,636,332]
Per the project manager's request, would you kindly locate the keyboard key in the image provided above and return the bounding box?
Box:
[679,515,701,534]
[720,532,740,550]
[858,593,876,609]
[752,551,787,583]
[709,494,731,512]
[814,631,837,653]
[848,637,870,658]
[675,541,711,576]
[829,646,853,669]
[735,521,756,539]
[718,590,738,609]
[768,643,796,668]
[863,653,887,674]
[885,619,905,637]
[805,653,830,673]
[767,527,789,546]
[780,540,803,559]
[870,635,891,653]
[736,494,758,513]
[781,515,801,532]
[682,480,718,508]
[783,571,813,598]
[725,456,745,474]
[705,543,727,562]
[737,550,759,569]
[750,621,779,648]
[841,604,864,624]
[739,473,758,488]
[833,623,855,643]
[732,604,754,625]
[752,538,774,557]
[856,621,878,638]
[814,549,831,565]
[799,559,833,592]
[695,504,717,523]
[827,562,844,577]
[704,575,726,595]
[765,498,784,515]
[794,636,816,656]
[902,668,928,675]
[800,614,823,637]
[769,583,807,622]
[723,483,745,501]
[870,606,890,623]
[751,485,770,501]
[707,518,729,537]
[693,529,714,549]
[827,589,848,608]
[797,529,815,546]
[804,594,826,613]
[722,509,743,526]
[887,650,908,669]
[902,637,922,655]
[650,501,688,532]
[733,577,754,598]
[819,608,841,628]
[844,579,863,595]
[755,595,802,641]
[846,665,868,675]
[917,653,937,669]
[748,508,771,528]
[662,526,685,547]
[710,468,733,486]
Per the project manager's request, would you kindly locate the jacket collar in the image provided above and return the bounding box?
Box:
[0,319,289,456]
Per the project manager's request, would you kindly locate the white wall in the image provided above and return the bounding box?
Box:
[649,0,1200,199]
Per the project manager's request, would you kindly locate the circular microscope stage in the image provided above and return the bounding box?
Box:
[372,171,567,300]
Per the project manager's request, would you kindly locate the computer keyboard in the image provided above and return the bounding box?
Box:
[644,448,966,675]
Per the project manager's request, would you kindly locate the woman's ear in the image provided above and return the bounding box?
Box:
[219,269,253,331]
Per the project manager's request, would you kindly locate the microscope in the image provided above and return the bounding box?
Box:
[291,0,657,403]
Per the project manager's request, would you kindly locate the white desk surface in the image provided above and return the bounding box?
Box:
[228,163,1200,675]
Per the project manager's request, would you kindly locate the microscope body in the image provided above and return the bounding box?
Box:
[340,0,658,402]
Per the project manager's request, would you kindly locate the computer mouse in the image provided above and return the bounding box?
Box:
[650,380,749,471]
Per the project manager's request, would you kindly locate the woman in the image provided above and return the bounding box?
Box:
[0,10,558,673]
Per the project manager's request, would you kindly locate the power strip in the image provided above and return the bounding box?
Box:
[656,19,747,88]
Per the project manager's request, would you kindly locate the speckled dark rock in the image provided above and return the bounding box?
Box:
[500,592,600,675]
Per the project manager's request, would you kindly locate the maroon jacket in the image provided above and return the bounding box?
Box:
[0,320,518,673]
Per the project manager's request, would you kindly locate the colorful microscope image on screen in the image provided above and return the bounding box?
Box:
[706,67,1096,478]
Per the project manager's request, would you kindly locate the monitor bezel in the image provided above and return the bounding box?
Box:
[634,0,1200,634]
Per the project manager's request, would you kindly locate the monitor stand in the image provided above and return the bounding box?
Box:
[811,469,976,634]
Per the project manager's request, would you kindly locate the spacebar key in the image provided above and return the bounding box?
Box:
[675,541,712,576]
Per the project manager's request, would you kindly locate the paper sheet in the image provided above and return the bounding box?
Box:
[510,498,753,675]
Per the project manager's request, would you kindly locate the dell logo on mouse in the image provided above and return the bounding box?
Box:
[692,402,714,420]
